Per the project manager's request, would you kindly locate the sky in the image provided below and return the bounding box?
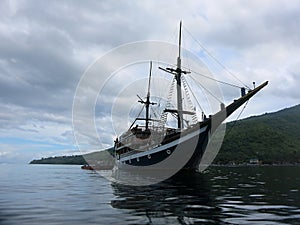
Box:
[0,0,300,163]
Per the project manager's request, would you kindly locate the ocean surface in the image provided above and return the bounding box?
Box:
[0,164,299,225]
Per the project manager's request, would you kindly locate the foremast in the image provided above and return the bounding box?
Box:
[136,61,156,132]
[145,61,153,131]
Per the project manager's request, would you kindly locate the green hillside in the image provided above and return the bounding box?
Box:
[214,104,300,164]
[30,105,300,165]
[30,155,87,165]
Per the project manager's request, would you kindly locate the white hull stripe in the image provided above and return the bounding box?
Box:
[120,126,208,162]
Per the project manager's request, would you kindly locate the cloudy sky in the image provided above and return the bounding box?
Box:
[1,0,299,163]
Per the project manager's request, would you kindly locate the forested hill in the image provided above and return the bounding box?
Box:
[214,104,300,164]
[30,149,114,165]
[30,104,300,165]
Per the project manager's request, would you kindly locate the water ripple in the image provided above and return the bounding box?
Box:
[0,164,299,224]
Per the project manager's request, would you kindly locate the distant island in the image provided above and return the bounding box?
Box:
[30,104,300,166]
[30,155,87,165]
[30,148,114,165]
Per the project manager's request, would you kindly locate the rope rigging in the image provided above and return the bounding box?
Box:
[225,100,249,137]
[131,23,254,129]
[182,25,251,90]
[129,104,145,129]
[181,76,198,123]
[181,75,204,113]
[182,66,244,89]
[159,61,246,90]
[160,77,176,126]
[189,74,223,104]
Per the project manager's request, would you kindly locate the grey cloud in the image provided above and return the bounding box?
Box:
[0,0,299,162]
[194,1,300,50]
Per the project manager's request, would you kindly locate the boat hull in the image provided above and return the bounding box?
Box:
[117,125,210,171]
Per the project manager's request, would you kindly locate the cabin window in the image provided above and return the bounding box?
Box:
[166,149,171,155]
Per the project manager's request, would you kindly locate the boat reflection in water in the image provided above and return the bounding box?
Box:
[110,171,222,224]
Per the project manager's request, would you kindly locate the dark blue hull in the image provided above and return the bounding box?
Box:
[117,125,210,171]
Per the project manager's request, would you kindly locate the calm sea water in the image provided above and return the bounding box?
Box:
[0,164,299,225]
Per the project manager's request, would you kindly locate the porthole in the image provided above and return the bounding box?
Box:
[148,154,151,159]
[166,149,171,155]
[129,159,131,164]
[137,157,140,162]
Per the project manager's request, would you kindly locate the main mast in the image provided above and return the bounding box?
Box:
[176,21,184,129]
[158,21,190,130]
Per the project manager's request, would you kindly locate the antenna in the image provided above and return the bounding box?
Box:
[147,61,152,97]
[178,20,182,59]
